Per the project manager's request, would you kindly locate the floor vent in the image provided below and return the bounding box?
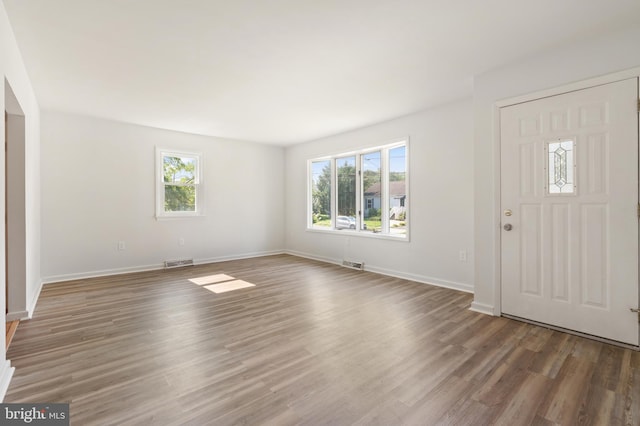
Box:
[342,260,364,271]
[164,259,194,269]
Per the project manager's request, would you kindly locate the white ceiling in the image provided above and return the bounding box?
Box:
[4,0,640,145]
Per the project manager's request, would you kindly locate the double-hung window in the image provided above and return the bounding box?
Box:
[156,149,203,218]
[308,139,408,238]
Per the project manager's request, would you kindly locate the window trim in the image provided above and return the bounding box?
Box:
[307,138,409,240]
[155,147,204,219]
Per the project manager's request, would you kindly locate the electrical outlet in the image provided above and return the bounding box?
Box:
[459,249,467,262]
[118,241,126,251]
[179,237,185,246]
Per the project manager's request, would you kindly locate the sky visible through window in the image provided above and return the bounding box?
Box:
[309,142,407,236]
[389,146,406,173]
[164,156,196,183]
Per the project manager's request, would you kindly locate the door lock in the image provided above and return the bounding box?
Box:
[503,223,513,231]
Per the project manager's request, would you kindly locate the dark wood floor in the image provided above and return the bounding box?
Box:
[4,254,640,425]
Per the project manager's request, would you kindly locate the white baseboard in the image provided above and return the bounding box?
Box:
[42,263,164,284]
[469,301,496,316]
[0,360,14,402]
[26,280,43,319]
[4,281,44,322]
[41,250,286,285]
[285,250,474,294]
[5,311,28,322]
[284,250,342,267]
[195,250,285,265]
[362,264,473,293]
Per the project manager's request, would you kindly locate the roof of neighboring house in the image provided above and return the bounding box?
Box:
[364,181,405,197]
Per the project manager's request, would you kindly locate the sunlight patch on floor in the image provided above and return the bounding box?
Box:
[204,280,255,293]
[189,274,235,285]
[189,273,256,293]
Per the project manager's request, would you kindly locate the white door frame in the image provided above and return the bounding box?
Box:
[492,67,640,318]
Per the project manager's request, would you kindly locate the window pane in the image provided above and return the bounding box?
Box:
[163,155,196,184]
[389,146,407,236]
[336,156,356,229]
[307,141,408,237]
[165,185,196,212]
[362,151,381,232]
[547,140,574,194]
[311,160,331,228]
[157,150,201,217]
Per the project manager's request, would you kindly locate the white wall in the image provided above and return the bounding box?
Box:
[0,1,41,399]
[6,113,26,317]
[472,26,640,314]
[40,111,285,282]
[285,99,474,292]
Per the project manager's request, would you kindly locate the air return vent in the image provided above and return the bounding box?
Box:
[342,260,364,271]
[164,258,194,269]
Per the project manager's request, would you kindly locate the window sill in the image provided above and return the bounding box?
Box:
[305,227,410,242]
[155,213,206,221]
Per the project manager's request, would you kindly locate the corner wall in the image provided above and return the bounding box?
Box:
[472,25,640,314]
[284,99,474,292]
[40,111,285,282]
[0,2,41,400]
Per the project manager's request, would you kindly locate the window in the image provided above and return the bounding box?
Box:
[362,150,381,233]
[388,145,407,235]
[308,140,408,238]
[156,149,203,218]
[310,159,332,228]
[546,139,575,194]
[337,155,356,218]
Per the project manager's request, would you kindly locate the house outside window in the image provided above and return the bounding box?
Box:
[308,139,408,238]
[366,198,374,209]
[388,145,407,235]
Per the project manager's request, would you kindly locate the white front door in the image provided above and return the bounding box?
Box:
[500,78,639,346]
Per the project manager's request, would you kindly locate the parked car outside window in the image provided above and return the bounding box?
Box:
[336,216,356,230]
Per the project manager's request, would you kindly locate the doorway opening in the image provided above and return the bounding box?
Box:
[4,79,26,349]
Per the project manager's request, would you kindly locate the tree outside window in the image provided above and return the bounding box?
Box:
[163,155,197,212]
[337,156,356,217]
[308,141,407,237]
[311,160,331,227]
[157,150,202,218]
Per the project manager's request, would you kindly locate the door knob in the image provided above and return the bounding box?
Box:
[503,223,513,231]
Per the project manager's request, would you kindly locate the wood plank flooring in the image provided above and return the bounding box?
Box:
[5,319,18,349]
[4,254,640,425]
